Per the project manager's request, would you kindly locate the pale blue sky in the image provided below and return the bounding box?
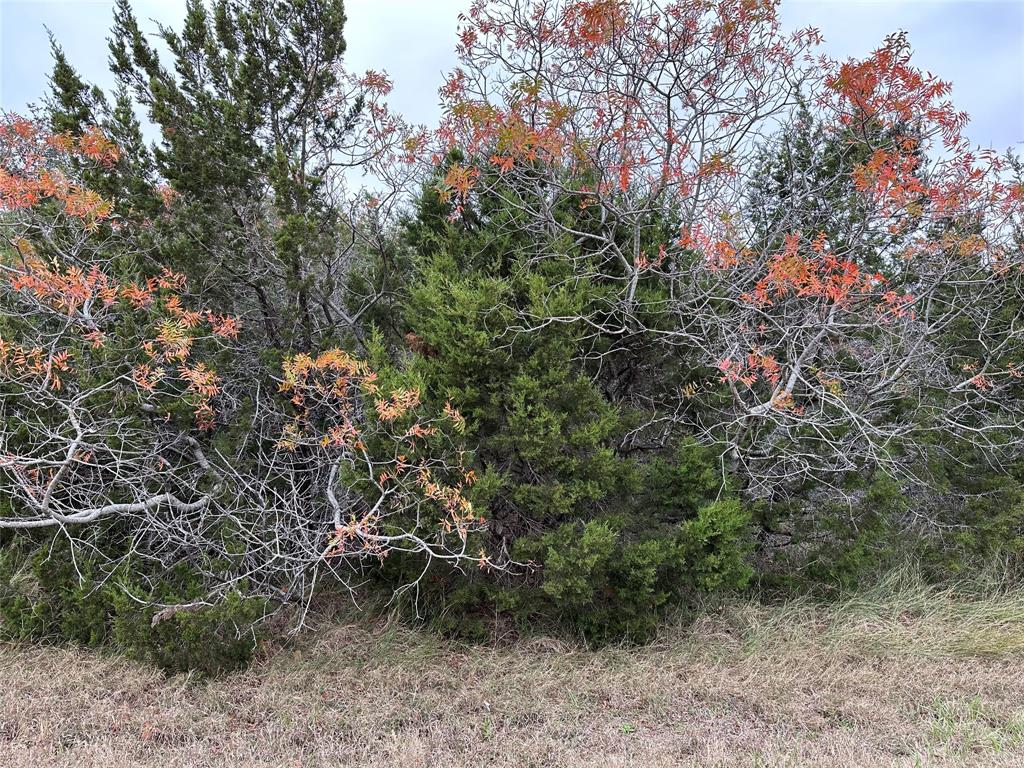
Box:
[1,0,1022,148]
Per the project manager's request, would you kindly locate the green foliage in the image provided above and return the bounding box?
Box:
[763,468,1024,595]
[111,589,264,676]
[373,168,759,644]
[922,453,1024,577]
[100,0,361,351]
[514,498,752,645]
[404,251,624,530]
[11,0,1021,666]
[800,475,910,592]
[0,536,265,677]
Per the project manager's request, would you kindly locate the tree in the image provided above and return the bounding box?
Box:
[4,0,1023,655]
[424,1,1024,520]
[101,0,411,351]
[0,115,494,623]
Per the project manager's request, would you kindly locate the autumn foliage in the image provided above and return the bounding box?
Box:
[0,110,490,605]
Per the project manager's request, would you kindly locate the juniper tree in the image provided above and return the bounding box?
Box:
[99,0,378,350]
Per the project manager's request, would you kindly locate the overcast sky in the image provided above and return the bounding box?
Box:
[1,0,1022,149]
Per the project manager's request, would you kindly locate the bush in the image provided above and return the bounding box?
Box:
[366,176,759,644]
[759,466,1024,596]
[512,499,752,645]
[5,0,1020,665]
[111,589,265,676]
[0,536,266,676]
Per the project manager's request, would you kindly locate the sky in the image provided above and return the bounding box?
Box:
[0,0,1022,149]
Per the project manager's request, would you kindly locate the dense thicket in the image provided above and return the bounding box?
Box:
[1,0,1022,670]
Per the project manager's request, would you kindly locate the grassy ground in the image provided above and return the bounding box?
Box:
[2,572,1024,767]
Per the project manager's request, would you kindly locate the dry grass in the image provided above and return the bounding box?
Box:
[2,572,1024,767]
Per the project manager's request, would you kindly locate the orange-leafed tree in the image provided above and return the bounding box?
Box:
[0,115,494,619]
[1,114,237,527]
[422,0,1024,510]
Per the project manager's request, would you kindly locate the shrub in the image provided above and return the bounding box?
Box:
[512,498,753,645]
[0,536,266,676]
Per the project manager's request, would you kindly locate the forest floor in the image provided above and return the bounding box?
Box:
[2,573,1024,767]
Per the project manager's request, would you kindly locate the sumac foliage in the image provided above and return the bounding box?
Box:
[0,114,497,647]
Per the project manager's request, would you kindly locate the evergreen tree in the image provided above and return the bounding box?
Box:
[103,0,361,351]
[386,164,753,643]
[46,37,161,221]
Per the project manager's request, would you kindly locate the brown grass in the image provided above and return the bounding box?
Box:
[2,572,1024,767]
